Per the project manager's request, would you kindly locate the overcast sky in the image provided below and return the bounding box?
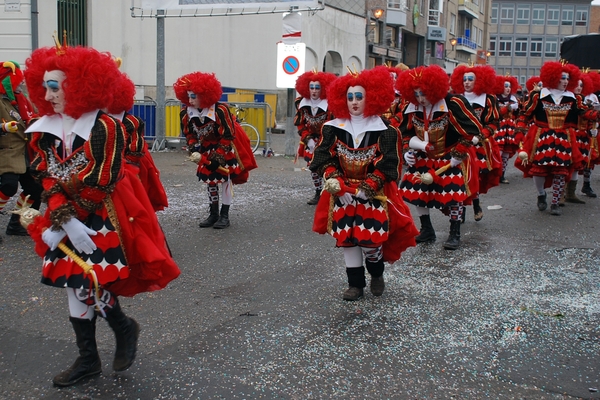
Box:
[593,0,600,4]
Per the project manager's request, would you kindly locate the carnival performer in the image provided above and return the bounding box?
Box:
[494,74,521,184]
[174,71,257,229]
[566,72,598,204]
[23,41,180,387]
[310,66,418,301]
[293,70,336,205]
[450,64,501,222]
[515,61,598,216]
[397,64,482,250]
[107,69,168,212]
[577,71,600,199]
[0,61,43,241]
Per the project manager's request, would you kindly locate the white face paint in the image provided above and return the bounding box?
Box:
[503,81,511,97]
[574,80,583,95]
[463,72,476,93]
[187,91,200,108]
[558,73,569,91]
[309,81,322,100]
[43,70,66,114]
[347,85,366,117]
[414,89,431,107]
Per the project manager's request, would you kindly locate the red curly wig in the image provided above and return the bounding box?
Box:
[578,72,595,97]
[396,65,449,106]
[24,46,120,119]
[326,66,394,119]
[107,73,136,114]
[450,65,496,96]
[585,71,600,94]
[540,61,580,92]
[494,75,519,95]
[525,76,541,92]
[173,72,222,108]
[295,71,337,99]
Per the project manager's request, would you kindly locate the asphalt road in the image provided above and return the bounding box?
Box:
[0,135,599,399]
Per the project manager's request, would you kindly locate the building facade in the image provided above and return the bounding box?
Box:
[488,0,593,87]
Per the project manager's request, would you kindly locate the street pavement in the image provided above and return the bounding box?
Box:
[0,133,599,399]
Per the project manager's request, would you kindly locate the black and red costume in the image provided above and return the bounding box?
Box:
[515,61,598,215]
[396,65,482,250]
[294,70,336,205]
[175,72,257,229]
[310,66,418,301]
[23,43,179,387]
[494,75,522,183]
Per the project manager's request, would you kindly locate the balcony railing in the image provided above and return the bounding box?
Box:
[458,0,479,19]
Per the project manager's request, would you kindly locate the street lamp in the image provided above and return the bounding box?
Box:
[372,7,384,20]
[445,37,457,59]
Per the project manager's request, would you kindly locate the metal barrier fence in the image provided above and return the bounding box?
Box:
[130,98,272,152]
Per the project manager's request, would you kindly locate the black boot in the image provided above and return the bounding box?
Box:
[582,182,597,198]
[6,213,29,236]
[307,189,321,205]
[500,173,509,184]
[415,215,436,243]
[199,203,219,228]
[104,300,140,371]
[213,204,230,229]
[343,266,365,301]
[366,260,385,296]
[537,193,547,211]
[443,220,461,250]
[472,198,483,221]
[53,317,102,387]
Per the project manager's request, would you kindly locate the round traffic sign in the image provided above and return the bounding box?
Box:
[282,56,300,75]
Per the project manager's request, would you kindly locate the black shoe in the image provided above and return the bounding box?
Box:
[443,221,461,250]
[550,204,562,216]
[537,193,547,211]
[213,205,230,229]
[199,204,219,228]
[415,215,436,243]
[6,213,29,236]
[500,176,509,184]
[105,301,140,372]
[582,183,597,198]
[307,190,321,205]
[342,287,364,301]
[472,199,483,221]
[370,276,385,296]
[53,317,102,387]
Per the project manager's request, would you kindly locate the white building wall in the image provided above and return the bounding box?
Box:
[0,1,365,92]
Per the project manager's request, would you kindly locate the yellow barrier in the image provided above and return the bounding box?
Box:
[165,103,182,138]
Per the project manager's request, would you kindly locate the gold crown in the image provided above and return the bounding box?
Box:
[346,63,359,77]
[53,30,68,55]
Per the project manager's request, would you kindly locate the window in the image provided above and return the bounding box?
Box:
[517,5,530,25]
[562,6,574,26]
[500,5,514,24]
[515,38,528,57]
[576,9,588,27]
[388,0,408,10]
[489,36,496,56]
[545,39,558,57]
[428,0,441,26]
[499,37,512,56]
[477,28,482,46]
[491,4,498,24]
[57,0,87,46]
[532,5,545,25]
[450,13,456,35]
[548,5,559,25]
[530,38,543,57]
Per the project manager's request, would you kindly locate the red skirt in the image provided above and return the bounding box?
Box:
[313,181,418,263]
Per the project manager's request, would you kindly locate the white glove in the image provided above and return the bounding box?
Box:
[450,157,462,167]
[62,218,98,254]
[404,151,416,166]
[355,190,368,201]
[590,129,598,138]
[42,228,67,251]
[409,135,431,151]
[338,192,354,206]
[472,135,480,145]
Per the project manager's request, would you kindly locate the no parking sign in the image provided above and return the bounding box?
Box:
[276,42,306,88]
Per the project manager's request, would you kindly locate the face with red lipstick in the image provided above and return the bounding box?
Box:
[347,85,366,117]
